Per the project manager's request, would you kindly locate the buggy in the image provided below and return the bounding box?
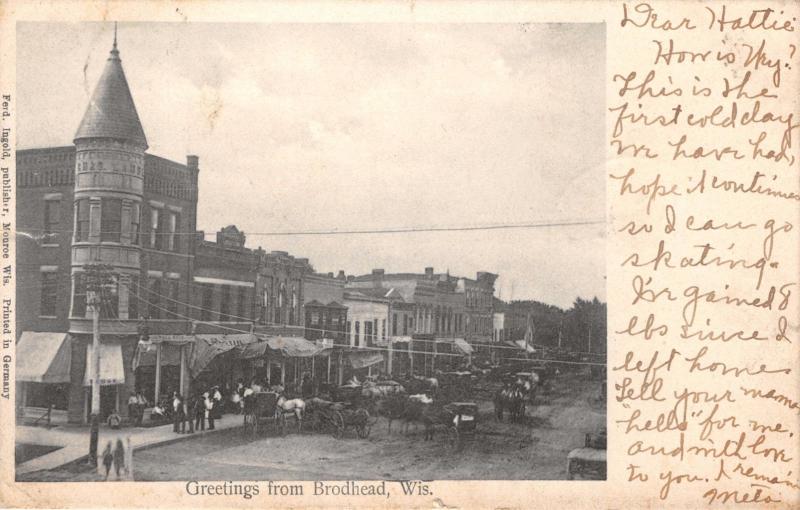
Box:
[306,399,374,439]
[441,401,478,451]
[242,391,286,437]
[566,429,607,480]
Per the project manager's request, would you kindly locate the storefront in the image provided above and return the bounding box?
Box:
[15,332,72,425]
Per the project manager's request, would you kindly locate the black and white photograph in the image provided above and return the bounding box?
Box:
[13,21,606,482]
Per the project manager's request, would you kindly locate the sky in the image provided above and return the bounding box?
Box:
[16,22,605,309]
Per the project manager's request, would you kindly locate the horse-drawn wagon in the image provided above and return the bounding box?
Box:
[306,398,374,439]
[441,402,478,451]
[242,391,286,437]
[566,429,607,480]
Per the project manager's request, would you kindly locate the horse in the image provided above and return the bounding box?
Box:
[494,384,526,423]
[362,379,405,399]
[277,395,306,432]
[375,393,409,434]
[403,375,438,396]
[398,394,436,436]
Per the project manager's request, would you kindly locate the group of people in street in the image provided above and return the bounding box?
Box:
[171,385,223,434]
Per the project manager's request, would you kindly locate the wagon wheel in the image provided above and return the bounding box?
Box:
[331,410,345,439]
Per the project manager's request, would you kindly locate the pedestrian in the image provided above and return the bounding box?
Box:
[135,391,147,426]
[172,392,182,433]
[113,438,125,479]
[101,441,114,480]
[107,410,122,429]
[182,395,193,433]
[212,386,223,419]
[205,392,215,430]
[127,392,138,425]
[194,393,205,432]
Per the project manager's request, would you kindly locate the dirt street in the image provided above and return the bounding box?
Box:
[132,370,605,481]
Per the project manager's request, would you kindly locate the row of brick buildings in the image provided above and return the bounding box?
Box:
[15,35,499,424]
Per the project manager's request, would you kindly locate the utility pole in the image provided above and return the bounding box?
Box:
[84,263,114,466]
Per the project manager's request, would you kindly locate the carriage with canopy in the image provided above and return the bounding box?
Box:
[242,391,286,437]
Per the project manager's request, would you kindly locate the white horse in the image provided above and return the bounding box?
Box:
[277,395,306,431]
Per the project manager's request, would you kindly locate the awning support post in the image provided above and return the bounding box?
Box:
[387,336,393,376]
[179,344,186,396]
[154,343,162,405]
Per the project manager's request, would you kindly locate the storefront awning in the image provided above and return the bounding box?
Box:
[267,336,321,357]
[506,340,535,354]
[83,343,125,386]
[132,341,183,370]
[453,338,474,355]
[16,332,71,383]
[348,350,385,369]
[234,336,323,359]
[190,333,258,377]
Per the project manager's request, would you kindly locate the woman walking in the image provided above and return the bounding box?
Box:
[113,439,126,479]
[101,441,114,480]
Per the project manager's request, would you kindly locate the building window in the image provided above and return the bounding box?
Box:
[131,203,140,245]
[365,321,373,346]
[149,207,160,249]
[166,279,179,318]
[75,199,90,242]
[40,271,58,316]
[99,278,119,319]
[148,278,161,319]
[201,284,213,321]
[310,311,320,325]
[100,198,123,242]
[331,313,339,327]
[127,275,139,319]
[44,199,60,240]
[71,273,87,318]
[220,285,231,321]
[237,286,247,320]
[355,321,361,346]
[392,313,398,336]
[289,286,296,324]
[167,211,178,251]
[381,319,386,341]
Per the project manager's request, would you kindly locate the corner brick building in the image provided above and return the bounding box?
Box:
[15,35,213,423]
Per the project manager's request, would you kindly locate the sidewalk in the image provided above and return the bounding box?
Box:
[16,414,242,476]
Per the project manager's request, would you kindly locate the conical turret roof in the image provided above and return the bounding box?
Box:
[74,33,147,148]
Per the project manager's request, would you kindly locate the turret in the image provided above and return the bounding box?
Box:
[70,26,147,324]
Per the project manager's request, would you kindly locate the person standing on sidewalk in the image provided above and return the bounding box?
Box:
[182,395,194,433]
[127,392,138,425]
[204,392,215,430]
[193,392,205,431]
[135,391,147,426]
[172,392,183,433]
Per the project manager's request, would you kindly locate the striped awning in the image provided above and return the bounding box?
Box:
[84,343,125,386]
[16,332,71,383]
